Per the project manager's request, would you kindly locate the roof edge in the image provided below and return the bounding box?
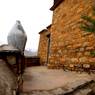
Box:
[46,24,52,29]
[39,29,48,34]
[50,0,64,11]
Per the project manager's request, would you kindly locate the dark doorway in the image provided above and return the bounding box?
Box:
[46,34,51,64]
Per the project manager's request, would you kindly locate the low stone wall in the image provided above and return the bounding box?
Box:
[25,56,40,67]
[0,60,17,95]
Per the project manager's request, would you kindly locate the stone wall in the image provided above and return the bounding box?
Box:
[0,60,16,95]
[38,29,50,65]
[25,56,40,67]
[48,0,95,68]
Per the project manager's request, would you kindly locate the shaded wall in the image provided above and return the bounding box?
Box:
[25,56,40,67]
[38,29,50,65]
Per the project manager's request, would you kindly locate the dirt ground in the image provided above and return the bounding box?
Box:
[21,66,95,95]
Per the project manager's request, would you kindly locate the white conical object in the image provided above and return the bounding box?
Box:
[7,20,27,53]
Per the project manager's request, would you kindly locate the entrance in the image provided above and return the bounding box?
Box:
[46,34,50,64]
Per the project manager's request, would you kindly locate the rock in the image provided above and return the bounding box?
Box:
[30,91,43,95]
[41,91,52,95]
[51,88,64,95]
[86,47,94,50]
[84,52,90,56]
[71,58,78,63]
[82,42,89,47]
[74,88,92,95]
[79,57,88,63]
[79,88,92,95]
[0,60,16,95]
[79,48,85,52]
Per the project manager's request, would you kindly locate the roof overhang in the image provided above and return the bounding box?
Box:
[39,29,48,34]
[50,0,64,11]
[46,24,52,29]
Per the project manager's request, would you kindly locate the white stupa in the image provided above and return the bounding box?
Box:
[7,20,27,54]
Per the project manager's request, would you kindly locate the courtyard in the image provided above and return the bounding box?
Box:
[21,66,95,95]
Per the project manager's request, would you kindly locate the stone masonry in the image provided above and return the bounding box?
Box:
[38,0,95,69]
[38,29,50,65]
[0,60,16,95]
[48,0,95,68]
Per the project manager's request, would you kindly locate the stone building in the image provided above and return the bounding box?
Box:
[38,0,95,68]
[38,29,50,65]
